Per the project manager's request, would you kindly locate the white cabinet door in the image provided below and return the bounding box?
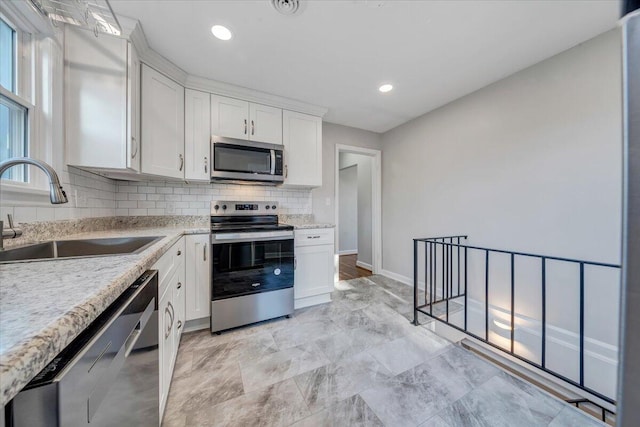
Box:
[249,103,282,144]
[127,43,141,172]
[65,26,131,170]
[294,244,334,299]
[159,286,174,418]
[282,111,322,187]
[186,235,211,321]
[185,89,211,181]
[141,65,185,179]
[211,94,249,139]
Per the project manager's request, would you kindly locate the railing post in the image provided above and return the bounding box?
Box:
[413,239,419,326]
[485,250,489,342]
[457,237,461,296]
[541,257,546,368]
[579,262,585,386]
[510,253,515,354]
[430,242,434,316]
[464,246,468,331]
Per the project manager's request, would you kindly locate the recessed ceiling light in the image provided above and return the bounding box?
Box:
[211,25,232,41]
[378,84,393,93]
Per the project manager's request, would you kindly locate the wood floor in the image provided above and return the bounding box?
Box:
[339,254,372,280]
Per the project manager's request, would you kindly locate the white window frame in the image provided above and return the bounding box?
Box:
[0,8,50,198]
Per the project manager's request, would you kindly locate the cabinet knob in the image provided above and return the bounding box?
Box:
[177,250,182,256]
[177,281,182,289]
[177,320,183,330]
[179,154,184,171]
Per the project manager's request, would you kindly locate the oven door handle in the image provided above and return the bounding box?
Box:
[211,231,293,243]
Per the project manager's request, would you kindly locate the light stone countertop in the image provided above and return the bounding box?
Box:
[0,226,209,406]
[286,223,336,229]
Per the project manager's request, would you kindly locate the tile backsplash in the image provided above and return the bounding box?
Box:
[2,168,313,223]
[115,181,312,216]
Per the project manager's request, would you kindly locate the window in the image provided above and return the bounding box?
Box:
[0,16,30,183]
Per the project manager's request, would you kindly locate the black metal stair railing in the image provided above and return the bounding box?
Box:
[412,235,621,405]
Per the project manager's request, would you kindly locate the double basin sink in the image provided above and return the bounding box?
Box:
[0,236,162,264]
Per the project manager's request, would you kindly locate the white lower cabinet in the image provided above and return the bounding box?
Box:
[294,228,335,309]
[153,237,185,420]
[185,234,211,321]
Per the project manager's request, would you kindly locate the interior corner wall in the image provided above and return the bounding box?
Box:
[338,164,358,253]
[312,122,383,225]
[339,152,374,266]
[381,28,623,280]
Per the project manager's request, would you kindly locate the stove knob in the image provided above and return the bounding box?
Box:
[271,205,277,210]
[214,204,219,211]
[265,205,270,210]
[222,204,227,210]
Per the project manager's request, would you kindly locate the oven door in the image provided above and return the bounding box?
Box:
[211,136,284,183]
[211,232,294,300]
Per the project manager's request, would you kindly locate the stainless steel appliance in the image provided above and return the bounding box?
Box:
[210,136,285,184]
[210,201,294,333]
[8,271,159,427]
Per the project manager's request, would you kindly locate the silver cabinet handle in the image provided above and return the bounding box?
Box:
[168,301,175,325]
[203,245,207,261]
[164,305,173,339]
[307,235,321,239]
[179,154,184,171]
[204,156,208,173]
[131,137,138,159]
[244,119,247,134]
[177,320,183,330]
[284,164,288,178]
[177,281,182,289]
[177,250,182,256]
[251,120,255,135]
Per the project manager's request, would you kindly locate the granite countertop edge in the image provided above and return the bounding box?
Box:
[0,227,209,406]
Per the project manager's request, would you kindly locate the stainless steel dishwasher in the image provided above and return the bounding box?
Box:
[7,271,159,427]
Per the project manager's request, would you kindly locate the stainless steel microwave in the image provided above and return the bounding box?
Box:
[210,136,285,184]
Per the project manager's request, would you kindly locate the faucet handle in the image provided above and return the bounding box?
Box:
[7,214,14,229]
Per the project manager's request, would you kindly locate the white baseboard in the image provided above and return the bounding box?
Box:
[294,293,332,310]
[338,249,358,255]
[380,269,426,290]
[356,260,372,271]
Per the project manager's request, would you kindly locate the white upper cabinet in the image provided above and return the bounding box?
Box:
[282,110,322,187]
[249,103,283,144]
[141,65,185,179]
[211,94,283,144]
[211,95,249,140]
[184,89,211,181]
[65,26,140,172]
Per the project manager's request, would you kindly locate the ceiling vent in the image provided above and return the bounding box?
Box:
[270,0,304,16]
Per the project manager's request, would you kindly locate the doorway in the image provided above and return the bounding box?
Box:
[335,145,382,281]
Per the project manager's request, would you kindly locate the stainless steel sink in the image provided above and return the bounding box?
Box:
[0,236,163,263]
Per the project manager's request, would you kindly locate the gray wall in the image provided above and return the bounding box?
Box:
[340,152,374,266]
[381,29,622,279]
[312,123,383,224]
[338,164,358,253]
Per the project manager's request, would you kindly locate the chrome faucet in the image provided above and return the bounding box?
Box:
[0,157,69,250]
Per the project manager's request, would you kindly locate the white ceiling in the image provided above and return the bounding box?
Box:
[110,0,620,133]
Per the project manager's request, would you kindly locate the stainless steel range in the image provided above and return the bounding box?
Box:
[210,201,294,333]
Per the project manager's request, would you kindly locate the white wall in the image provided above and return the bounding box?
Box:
[338,165,358,253]
[312,123,383,224]
[381,29,622,399]
[340,152,374,266]
[382,29,622,276]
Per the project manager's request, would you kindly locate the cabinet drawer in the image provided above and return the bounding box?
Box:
[154,237,186,297]
[294,228,334,247]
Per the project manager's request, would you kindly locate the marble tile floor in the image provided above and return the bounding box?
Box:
[162,275,604,427]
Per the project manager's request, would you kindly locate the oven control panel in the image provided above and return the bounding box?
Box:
[211,201,279,216]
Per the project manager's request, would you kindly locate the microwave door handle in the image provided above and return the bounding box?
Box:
[270,150,276,175]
